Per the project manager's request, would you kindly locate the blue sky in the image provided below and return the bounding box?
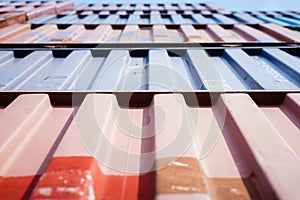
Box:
[74,0,300,11]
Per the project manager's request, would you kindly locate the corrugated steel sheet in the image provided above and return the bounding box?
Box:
[22,11,251,24]
[29,10,257,24]
[2,2,300,28]
[26,12,300,26]
[0,92,299,199]
[27,13,241,25]
[0,24,300,43]
[233,11,300,27]
[27,12,300,27]
[0,0,74,27]
[0,47,299,91]
[1,2,300,28]
[0,1,300,199]
[74,3,220,12]
[0,12,27,28]
[246,11,300,27]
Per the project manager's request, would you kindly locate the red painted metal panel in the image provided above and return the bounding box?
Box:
[260,23,300,42]
[0,2,299,199]
[0,24,30,42]
[0,93,298,199]
[0,94,73,199]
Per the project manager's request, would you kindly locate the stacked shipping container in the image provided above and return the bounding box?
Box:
[0,1,299,200]
[0,0,74,27]
[1,24,300,43]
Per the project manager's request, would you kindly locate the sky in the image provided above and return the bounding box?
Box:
[74,0,300,11]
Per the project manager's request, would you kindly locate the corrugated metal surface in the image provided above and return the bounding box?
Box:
[0,47,299,91]
[0,1,300,199]
[0,22,300,43]
[243,11,300,27]
[74,3,221,12]
[23,3,300,27]
[0,0,74,27]
[26,12,300,26]
[2,2,300,28]
[0,24,299,43]
[0,92,299,199]
[27,13,240,25]
[0,12,26,28]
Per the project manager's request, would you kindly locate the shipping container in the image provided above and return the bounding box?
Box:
[245,11,300,27]
[0,0,74,26]
[27,12,300,26]
[74,3,221,12]
[2,2,300,28]
[27,13,245,25]
[0,92,299,199]
[0,47,299,91]
[0,23,300,43]
[0,1,300,200]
